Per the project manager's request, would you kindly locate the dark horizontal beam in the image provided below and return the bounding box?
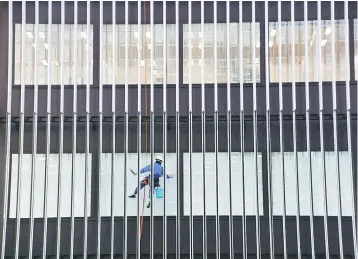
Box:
[0,113,355,125]
[11,1,358,24]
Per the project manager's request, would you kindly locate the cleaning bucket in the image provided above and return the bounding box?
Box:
[155,187,164,199]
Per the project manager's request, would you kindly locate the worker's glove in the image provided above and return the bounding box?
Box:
[143,172,151,177]
[165,173,174,179]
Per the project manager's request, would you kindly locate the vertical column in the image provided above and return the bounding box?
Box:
[291,2,301,258]
[200,0,208,259]
[56,1,66,258]
[29,0,39,257]
[136,2,142,258]
[28,0,39,258]
[252,2,261,258]
[213,2,220,258]
[277,2,287,259]
[123,1,129,259]
[264,1,274,258]
[0,0,13,258]
[110,2,116,259]
[303,1,316,257]
[200,1,208,259]
[200,2,207,259]
[239,1,247,258]
[162,2,168,259]
[331,2,344,259]
[14,3,26,257]
[83,1,91,258]
[42,1,52,258]
[226,1,233,259]
[345,1,358,257]
[97,1,103,258]
[175,1,180,258]
[357,2,358,253]
[70,2,78,259]
[317,2,330,258]
[188,2,193,259]
[149,1,155,258]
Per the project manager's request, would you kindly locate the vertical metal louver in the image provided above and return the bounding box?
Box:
[0,1,357,259]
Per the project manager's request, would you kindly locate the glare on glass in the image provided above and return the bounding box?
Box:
[101,24,177,85]
[14,24,94,85]
[269,20,348,82]
[183,22,260,84]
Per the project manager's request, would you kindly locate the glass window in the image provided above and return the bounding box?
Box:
[99,153,178,216]
[271,152,354,216]
[183,23,260,84]
[354,19,358,80]
[9,154,92,218]
[14,24,94,85]
[102,24,177,85]
[183,152,263,216]
[269,20,347,82]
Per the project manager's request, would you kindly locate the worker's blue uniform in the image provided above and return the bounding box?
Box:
[129,161,173,207]
[133,162,163,196]
[140,162,164,178]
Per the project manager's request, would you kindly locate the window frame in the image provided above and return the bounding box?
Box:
[268,19,350,84]
[12,22,95,87]
[10,2,357,88]
[101,23,178,85]
[182,22,262,85]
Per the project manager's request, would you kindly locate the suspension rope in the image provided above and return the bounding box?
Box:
[140,0,149,240]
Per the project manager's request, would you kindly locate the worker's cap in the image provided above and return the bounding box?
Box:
[155,154,164,163]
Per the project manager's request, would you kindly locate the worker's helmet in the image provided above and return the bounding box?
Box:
[155,154,164,163]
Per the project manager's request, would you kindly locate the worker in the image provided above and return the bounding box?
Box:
[129,155,173,208]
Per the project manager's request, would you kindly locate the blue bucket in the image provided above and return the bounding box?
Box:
[155,187,164,199]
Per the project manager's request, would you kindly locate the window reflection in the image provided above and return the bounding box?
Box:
[102,24,177,85]
[269,20,347,82]
[183,23,260,84]
[14,24,94,85]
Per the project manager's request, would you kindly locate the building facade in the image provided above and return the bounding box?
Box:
[0,1,357,258]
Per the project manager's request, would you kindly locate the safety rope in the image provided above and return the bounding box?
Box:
[140,0,149,240]
[140,187,146,238]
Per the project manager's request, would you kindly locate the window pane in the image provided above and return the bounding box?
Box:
[102,24,177,85]
[99,153,178,216]
[183,22,260,84]
[271,152,354,216]
[9,154,92,218]
[269,20,348,83]
[183,152,263,216]
[14,24,94,85]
